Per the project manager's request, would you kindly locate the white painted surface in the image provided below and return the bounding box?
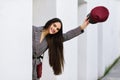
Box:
[0,0,32,80]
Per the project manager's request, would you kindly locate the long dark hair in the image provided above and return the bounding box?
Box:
[44,18,64,75]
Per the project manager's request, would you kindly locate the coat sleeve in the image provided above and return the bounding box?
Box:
[32,26,40,54]
[63,26,84,42]
[32,26,37,54]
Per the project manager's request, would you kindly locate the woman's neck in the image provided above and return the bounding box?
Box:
[42,29,49,37]
[40,29,49,43]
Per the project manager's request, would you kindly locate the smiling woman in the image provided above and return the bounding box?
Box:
[48,22,61,34]
[32,17,89,80]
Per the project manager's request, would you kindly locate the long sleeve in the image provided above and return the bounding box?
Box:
[32,26,48,57]
[63,26,84,42]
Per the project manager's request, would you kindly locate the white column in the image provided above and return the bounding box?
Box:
[78,1,98,80]
[0,0,32,80]
[86,22,98,80]
[78,2,87,80]
[97,24,105,77]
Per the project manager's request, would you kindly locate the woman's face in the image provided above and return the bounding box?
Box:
[48,22,61,34]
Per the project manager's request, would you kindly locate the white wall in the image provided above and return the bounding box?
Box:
[102,0,120,76]
[78,1,98,80]
[77,0,120,80]
[33,0,56,26]
[78,2,88,80]
[86,0,120,79]
[0,0,32,80]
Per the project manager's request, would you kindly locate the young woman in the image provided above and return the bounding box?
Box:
[32,17,89,80]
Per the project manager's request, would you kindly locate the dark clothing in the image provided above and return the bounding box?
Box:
[32,26,84,80]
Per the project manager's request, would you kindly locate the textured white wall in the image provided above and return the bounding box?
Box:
[0,0,32,80]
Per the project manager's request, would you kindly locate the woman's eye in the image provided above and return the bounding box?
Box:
[53,24,56,27]
[57,29,60,31]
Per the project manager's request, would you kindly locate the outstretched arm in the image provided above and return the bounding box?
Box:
[63,17,89,42]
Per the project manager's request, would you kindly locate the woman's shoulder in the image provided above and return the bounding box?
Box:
[32,25,44,32]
